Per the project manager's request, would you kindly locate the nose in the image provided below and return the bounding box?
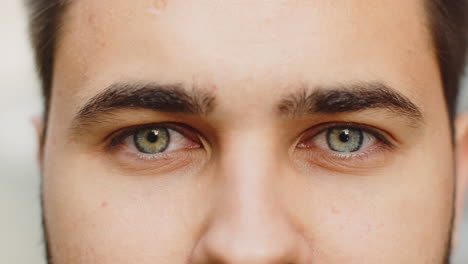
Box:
[190,137,312,264]
[190,181,312,264]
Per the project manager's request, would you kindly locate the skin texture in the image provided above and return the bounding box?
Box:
[39,0,468,263]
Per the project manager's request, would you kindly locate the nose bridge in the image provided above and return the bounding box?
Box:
[217,127,282,227]
[191,129,312,263]
[215,126,286,241]
[221,125,282,184]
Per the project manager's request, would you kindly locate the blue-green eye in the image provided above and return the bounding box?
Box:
[298,124,383,154]
[134,127,170,154]
[327,128,363,152]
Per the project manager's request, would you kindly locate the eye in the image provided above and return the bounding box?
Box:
[298,124,387,154]
[106,124,205,174]
[295,123,394,171]
[326,127,365,152]
[112,124,202,157]
[133,127,170,154]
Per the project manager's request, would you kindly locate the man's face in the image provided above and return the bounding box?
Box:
[42,0,456,263]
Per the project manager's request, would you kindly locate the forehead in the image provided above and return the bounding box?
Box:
[53,0,439,109]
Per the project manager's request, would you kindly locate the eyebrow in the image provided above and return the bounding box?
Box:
[73,81,423,130]
[73,82,216,126]
[277,82,424,122]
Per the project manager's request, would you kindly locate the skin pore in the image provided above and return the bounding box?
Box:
[39,0,466,263]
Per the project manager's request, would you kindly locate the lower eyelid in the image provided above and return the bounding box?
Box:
[293,143,392,172]
[133,151,172,161]
[107,149,204,175]
[308,141,380,158]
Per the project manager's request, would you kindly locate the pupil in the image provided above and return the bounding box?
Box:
[339,130,350,143]
[146,130,159,143]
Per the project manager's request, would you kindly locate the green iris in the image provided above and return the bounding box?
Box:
[134,127,170,154]
[327,127,363,152]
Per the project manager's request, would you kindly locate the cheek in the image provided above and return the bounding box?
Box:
[283,147,454,262]
[42,150,213,263]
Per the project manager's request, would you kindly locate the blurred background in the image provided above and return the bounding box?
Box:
[1,1,468,263]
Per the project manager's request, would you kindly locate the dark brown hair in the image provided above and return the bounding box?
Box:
[26,0,468,122]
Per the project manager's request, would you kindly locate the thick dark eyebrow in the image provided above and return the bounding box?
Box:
[277,82,423,122]
[73,82,216,126]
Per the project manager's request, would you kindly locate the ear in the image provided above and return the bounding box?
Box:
[453,113,468,247]
[32,115,45,165]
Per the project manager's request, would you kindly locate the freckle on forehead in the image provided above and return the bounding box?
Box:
[148,0,167,14]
